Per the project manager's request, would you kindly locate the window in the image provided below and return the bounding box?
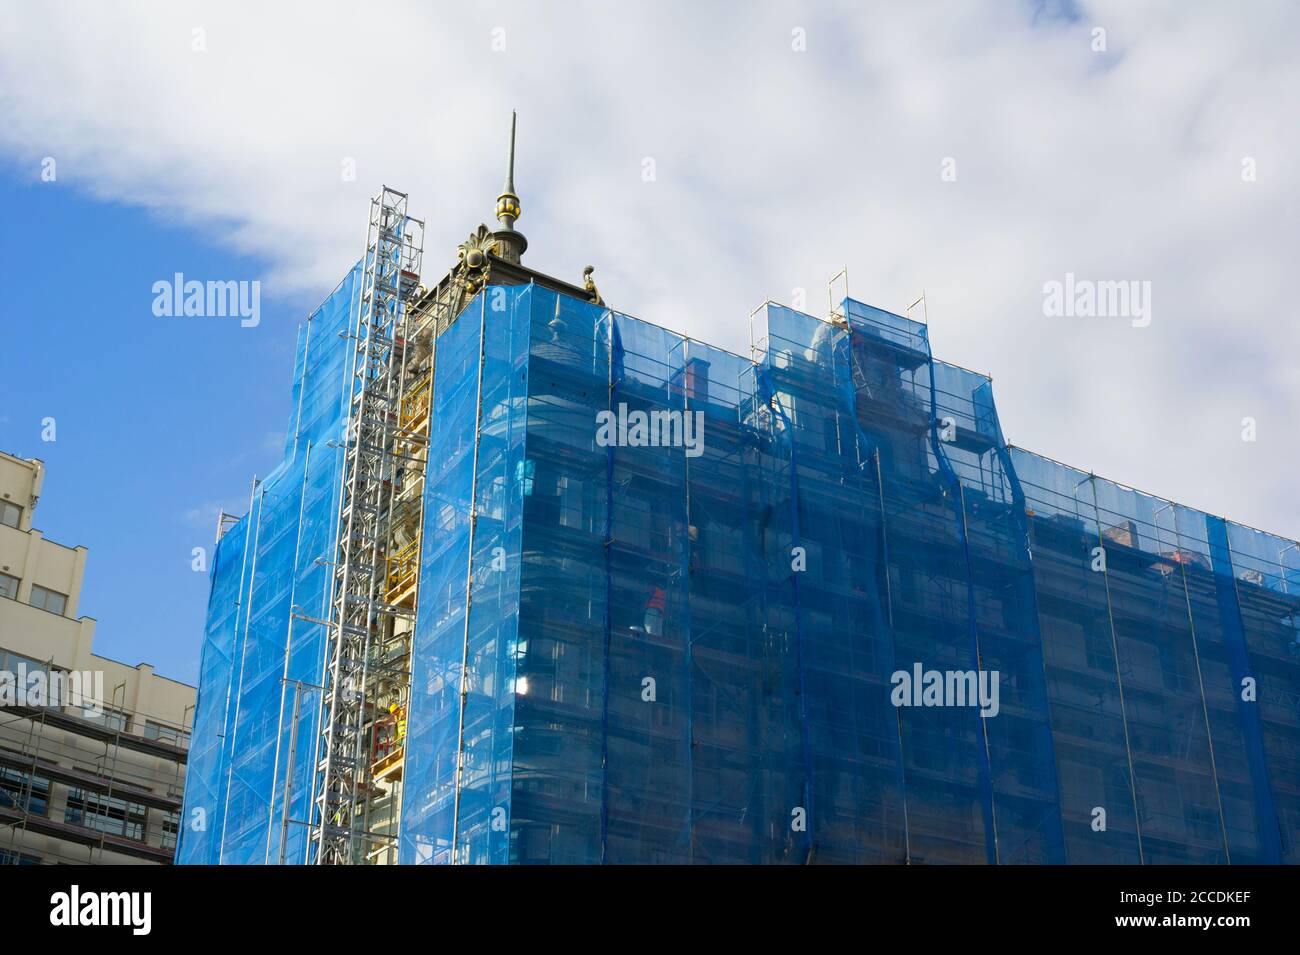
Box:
[65,789,147,842]
[0,573,17,600]
[557,476,585,529]
[0,849,41,865]
[160,811,180,851]
[28,585,67,616]
[144,720,190,749]
[0,765,51,816]
[84,707,130,733]
[0,648,63,708]
[0,500,20,529]
[1084,627,1113,671]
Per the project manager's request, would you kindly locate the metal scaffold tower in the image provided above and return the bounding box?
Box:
[312,186,424,865]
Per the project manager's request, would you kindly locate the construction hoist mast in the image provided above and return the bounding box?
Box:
[312,186,424,865]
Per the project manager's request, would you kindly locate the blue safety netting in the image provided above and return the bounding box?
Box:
[181,272,1300,865]
[400,285,531,864]
[1010,450,1295,863]
[176,264,359,865]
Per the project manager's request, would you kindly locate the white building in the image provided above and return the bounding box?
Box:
[0,449,195,864]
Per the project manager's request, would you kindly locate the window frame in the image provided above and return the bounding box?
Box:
[0,648,64,708]
[0,849,41,865]
[0,765,51,817]
[64,787,148,842]
[84,706,131,734]
[143,720,190,749]
[28,584,68,616]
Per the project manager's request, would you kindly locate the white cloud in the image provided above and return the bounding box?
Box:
[2,0,1297,537]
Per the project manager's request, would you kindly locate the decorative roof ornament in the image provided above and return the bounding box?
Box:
[456,224,497,297]
[491,111,527,263]
[582,265,604,306]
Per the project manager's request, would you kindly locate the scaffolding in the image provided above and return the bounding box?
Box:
[390,286,1299,864]
[355,254,463,864]
[0,674,192,865]
[311,187,424,865]
[179,198,1300,866]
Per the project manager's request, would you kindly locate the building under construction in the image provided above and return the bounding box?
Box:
[177,119,1300,865]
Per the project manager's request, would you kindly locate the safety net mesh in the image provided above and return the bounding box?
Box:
[180,274,1300,865]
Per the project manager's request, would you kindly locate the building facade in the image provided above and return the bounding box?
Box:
[178,266,1300,866]
[0,450,194,865]
[177,157,1300,865]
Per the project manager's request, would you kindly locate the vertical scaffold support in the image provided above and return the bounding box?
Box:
[312,186,424,865]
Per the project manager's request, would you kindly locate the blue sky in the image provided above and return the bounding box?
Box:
[0,177,310,683]
[1,1,1297,684]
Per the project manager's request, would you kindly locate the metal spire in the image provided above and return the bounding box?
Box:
[496,110,521,232]
[492,110,526,262]
[503,112,517,197]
